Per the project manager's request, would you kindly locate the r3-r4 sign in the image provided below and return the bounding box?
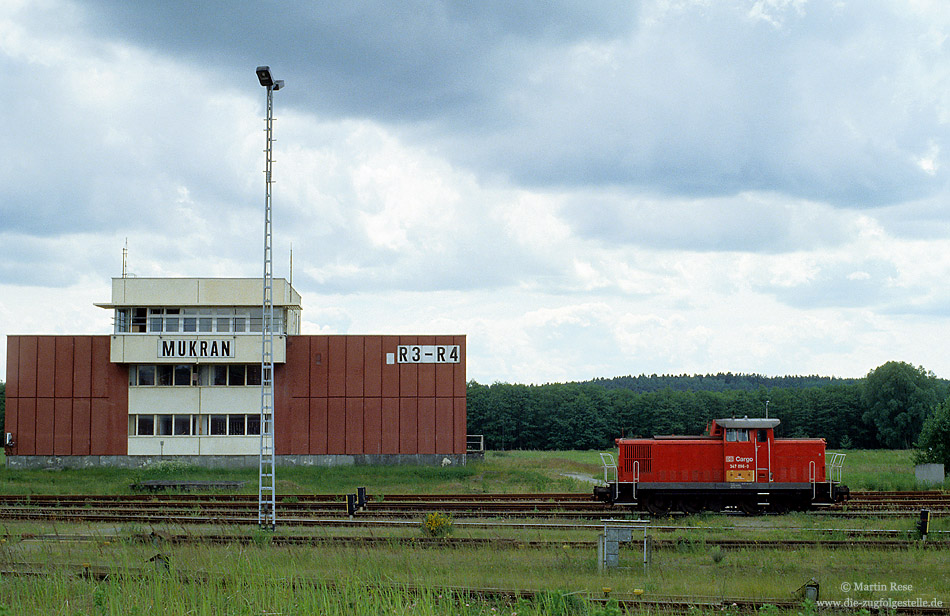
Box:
[395,345,460,364]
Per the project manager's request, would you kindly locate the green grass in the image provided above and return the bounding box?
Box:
[830,449,950,491]
[1,522,946,615]
[0,448,947,615]
[0,450,605,496]
[2,448,945,495]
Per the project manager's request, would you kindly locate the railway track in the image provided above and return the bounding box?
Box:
[5,531,945,551]
[0,490,945,524]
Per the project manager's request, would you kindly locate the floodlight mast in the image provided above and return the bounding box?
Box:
[257,65,282,530]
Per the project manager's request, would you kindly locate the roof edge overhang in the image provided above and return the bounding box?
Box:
[714,418,781,429]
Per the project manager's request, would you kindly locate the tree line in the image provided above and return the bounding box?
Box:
[2,361,948,468]
[468,361,949,457]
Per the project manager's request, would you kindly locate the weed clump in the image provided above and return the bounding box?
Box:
[420,512,453,537]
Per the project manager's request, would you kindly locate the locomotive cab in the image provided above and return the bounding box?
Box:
[595,416,848,514]
[708,417,779,484]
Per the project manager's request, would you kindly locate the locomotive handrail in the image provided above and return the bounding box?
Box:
[827,453,845,483]
[809,460,817,499]
[600,453,618,501]
[632,460,639,500]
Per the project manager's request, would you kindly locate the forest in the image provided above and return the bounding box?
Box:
[467,361,949,454]
[1,361,949,463]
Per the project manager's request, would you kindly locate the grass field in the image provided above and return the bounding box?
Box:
[0,449,947,615]
[1,448,947,495]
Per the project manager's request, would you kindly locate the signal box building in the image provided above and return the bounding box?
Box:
[4,277,467,468]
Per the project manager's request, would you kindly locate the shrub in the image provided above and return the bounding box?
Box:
[914,398,950,470]
[420,512,453,537]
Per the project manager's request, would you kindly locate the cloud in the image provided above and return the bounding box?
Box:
[559,192,857,253]
[43,0,950,208]
[3,0,950,383]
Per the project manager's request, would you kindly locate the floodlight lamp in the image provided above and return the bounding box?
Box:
[256,66,274,87]
[273,80,284,91]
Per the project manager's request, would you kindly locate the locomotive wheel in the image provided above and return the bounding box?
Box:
[679,497,705,515]
[768,498,789,514]
[737,498,762,515]
[645,495,672,516]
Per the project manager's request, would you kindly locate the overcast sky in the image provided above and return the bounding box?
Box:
[2,0,949,384]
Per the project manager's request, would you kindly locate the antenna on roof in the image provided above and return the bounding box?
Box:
[122,239,128,278]
[289,243,293,286]
[765,400,770,418]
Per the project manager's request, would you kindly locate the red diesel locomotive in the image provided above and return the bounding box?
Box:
[593,417,849,514]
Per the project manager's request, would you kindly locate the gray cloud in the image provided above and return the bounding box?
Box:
[62,1,950,209]
[760,259,900,309]
[4,0,950,382]
[560,192,854,253]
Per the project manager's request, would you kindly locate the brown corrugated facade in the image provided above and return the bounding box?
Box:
[275,335,467,456]
[4,336,129,457]
[4,333,467,465]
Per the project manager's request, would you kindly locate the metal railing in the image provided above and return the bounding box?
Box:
[466,435,485,453]
[827,452,846,483]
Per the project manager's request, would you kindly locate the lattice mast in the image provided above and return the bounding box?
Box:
[256,66,283,530]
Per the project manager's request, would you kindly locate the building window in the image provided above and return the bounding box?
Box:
[129,414,258,437]
[113,306,288,334]
[209,415,227,435]
[228,415,246,436]
[116,309,130,333]
[173,365,191,386]
[156,365,173,386]
[131,308,147,333]
[133,364,263,387]
[157,414,174,436]
[137,415,155,436]
[174,415,191,436]
[247,415,261,435]
[137,365,155,386]
[228,364,246,386]
[216,309,231,333]
[249,308,263,332]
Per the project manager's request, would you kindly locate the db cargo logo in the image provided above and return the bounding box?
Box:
[726,456,734,462]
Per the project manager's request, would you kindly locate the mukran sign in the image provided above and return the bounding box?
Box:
[158,339,235,359]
